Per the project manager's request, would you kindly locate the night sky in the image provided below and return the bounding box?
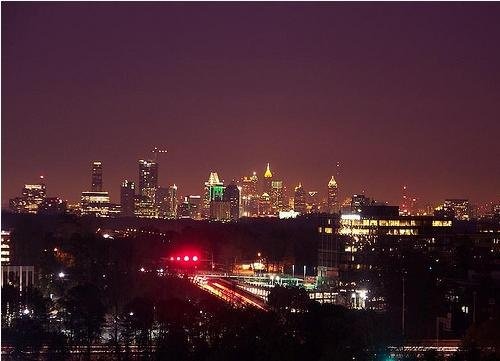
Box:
[2,3,500,206]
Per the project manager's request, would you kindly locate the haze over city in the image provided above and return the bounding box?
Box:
[3,3,500,205]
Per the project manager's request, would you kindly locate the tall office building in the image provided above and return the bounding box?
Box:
[167,185,178,218]
[188,195,202,219]
[239,172,259,217]
[224,182,241,220]
[91,161,103,192]
[271,180,285,213]
[308,191,320,213]
[263,163,273,195]
[317,214,340,285]
[138,160,158,203]
[327,176,339,213]
[293,183,307,214]
[203,172,223,218]
[120,180,136,217]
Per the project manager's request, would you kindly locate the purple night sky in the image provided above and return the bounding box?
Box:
[2,3,500,206]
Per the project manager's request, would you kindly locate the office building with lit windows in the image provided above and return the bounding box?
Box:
[293,183,307,214]
[91,161,103,192]
[327,176,339,213]
[80,191,111,217]
[203,172,224,219]
[239,172,259,217]
[138,159,158,203]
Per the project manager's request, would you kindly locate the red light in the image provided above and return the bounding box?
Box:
[184,256,190,261]
[169,257,174,261]
[176,256,181,261]
[192,256,198,262]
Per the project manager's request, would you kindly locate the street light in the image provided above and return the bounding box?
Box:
[58,272,65,279]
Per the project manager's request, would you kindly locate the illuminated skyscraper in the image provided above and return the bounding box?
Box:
[293,183,307,214]
[327,176,339,213]
[91,161,103,192]
[263,163,273,195]
[120,180,135,217]
[138,160,158,203]
[167,185,178,218]
[239,172,259,217]
[271,180,285,213]
[203,172,223,218]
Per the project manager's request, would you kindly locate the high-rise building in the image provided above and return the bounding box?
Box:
[317,214,340,284]
[178,197,191,219]
[138,160,158,203]
[263,163,273,195]
[91,161,103,192]
[293,183,307,214]
[239,172,259,217]
[327,176,339,213]
[259,192,272,216]
[224,182,241,220]
[203,172,223,218]
[308,191,320,213]
[271,180,285,213]
[155,187,169,218]
[210,200,231,221]
[188,195,202,219]
[167,185,178,218]
[9,176,47,214]
[120,180,136,217]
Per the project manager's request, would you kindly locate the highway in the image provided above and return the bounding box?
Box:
[192,275,268,311]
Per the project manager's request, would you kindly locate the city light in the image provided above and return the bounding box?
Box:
[58,272,65,278]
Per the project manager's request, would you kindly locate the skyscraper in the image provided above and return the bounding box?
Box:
[271,180,285,213]
[327,176,339,213]
[120,180,135,217]
[138,160,158,203]
[203,172,223,218]
[224,182,241,220]
[167,185,178,218]
[293,183,307,214]
[91,161,103,192]
[263,163,273,195]
[239,172,259,217]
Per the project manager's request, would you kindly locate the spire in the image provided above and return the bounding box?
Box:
[328,176,337,188]
[207,172,221,185]
[264,163,273,178]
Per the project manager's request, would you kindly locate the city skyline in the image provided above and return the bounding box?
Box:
[3,3,500,206]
